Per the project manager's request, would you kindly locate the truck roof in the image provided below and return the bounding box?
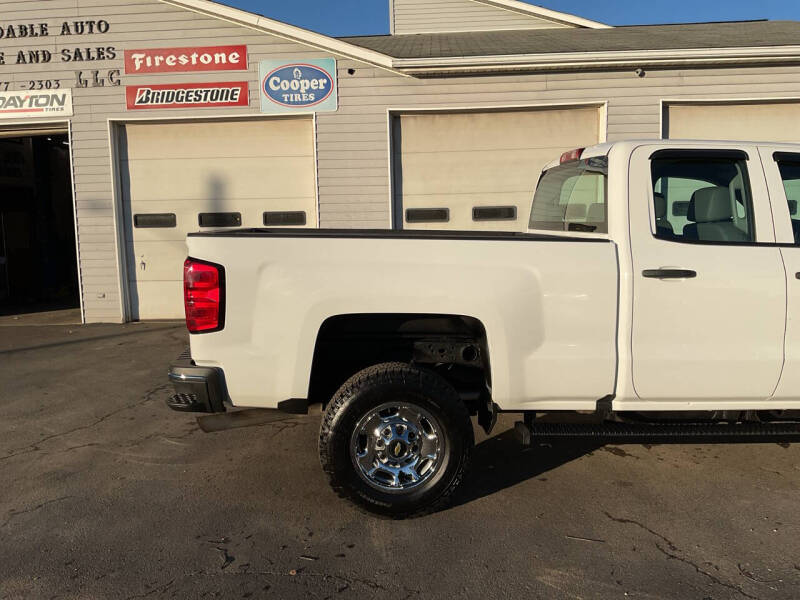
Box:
[542,138,800,171]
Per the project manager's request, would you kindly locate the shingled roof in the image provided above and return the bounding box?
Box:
[341,20,800,59]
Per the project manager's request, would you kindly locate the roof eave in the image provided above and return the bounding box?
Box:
[393,45,800,75]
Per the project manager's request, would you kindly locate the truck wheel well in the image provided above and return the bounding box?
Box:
[307,314,490,412]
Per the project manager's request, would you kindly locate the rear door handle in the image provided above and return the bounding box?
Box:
[642,269,697,279]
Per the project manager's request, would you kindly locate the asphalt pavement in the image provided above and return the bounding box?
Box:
[1,323,799,599]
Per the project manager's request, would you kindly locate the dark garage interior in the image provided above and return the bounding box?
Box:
[0,134,79,316]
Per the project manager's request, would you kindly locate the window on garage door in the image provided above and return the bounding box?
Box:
[119,117,316,321]
[392,106,602,231]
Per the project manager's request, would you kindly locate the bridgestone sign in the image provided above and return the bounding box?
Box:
[125,82,249,110]
[0,89,73,119]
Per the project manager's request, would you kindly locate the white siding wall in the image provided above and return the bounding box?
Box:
[391,0,572,34]
[0,0,336,323]
[5,0,800,322]
[319,63,800,229]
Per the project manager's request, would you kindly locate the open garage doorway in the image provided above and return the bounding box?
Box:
[0,130,80,323]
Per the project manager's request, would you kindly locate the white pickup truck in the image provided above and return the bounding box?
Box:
[168,140,800,516]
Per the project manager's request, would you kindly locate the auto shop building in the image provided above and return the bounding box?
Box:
[2,0,800,323]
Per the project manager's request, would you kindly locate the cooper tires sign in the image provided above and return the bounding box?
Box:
[259,58,338,114]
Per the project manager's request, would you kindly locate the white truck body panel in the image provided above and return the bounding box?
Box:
[185,139,800,414]
[188,235,619,411]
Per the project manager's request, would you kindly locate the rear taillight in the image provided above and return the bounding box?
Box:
[183,258,224,334]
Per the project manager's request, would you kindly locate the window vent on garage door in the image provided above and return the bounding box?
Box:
[263,211,306,226]
[472,206,517,221]
[198,213,241,228]
[405,208,449,224]
[134,213,177,228]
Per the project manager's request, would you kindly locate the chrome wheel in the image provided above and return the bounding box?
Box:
[350,402,444,493]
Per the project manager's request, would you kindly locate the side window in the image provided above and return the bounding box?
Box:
[650,153,755,243]
[775,157,800,244]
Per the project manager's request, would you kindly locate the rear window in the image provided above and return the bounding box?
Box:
[529,157,608,233]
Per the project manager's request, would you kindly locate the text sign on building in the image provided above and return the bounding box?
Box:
[0,89,73,119]
[126,82,249,110]
[124,45,248,74]
[259,58,337,114]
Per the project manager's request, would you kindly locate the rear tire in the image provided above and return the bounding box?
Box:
[319,362,473,518]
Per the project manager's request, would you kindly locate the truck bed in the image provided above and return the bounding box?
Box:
[186,229,619,412]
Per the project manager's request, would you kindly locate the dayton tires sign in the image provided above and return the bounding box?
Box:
[259,58,337,114]
[0,90,73,118]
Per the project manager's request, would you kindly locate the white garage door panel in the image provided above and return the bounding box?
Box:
[122,118,316,320]
[127,240,188,282]
[134,281,185,321]
[122,157,316,202]
[400,150,562,194]
[398,110,598,152]
[119,119,313,159]
[666,102,800,142]
[395,107,601,231]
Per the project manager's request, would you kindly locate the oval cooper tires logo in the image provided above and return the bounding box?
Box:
[262,63,335,108]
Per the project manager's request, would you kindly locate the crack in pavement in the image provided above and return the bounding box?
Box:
[216,547,235,570]
[654,542,759,600]
[63,442,101,453]
[0,384,170,464]
[737,563,782,584]
[604,512,679,551]
[124,578,175,600]
[1,496,73,529]
[604,512,759,600]
[187,568,421,597]
[267,420,303,438]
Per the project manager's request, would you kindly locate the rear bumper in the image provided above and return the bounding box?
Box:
[167,348,227,413]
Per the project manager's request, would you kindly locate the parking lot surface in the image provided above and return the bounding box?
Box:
[1,323,799,599]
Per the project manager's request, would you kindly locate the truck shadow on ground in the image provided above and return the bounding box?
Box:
[448,428,798,511]
[449,430,602,510]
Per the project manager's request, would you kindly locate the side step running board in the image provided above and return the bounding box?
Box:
[514,421,800,445]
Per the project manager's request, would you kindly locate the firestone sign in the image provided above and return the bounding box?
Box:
[0,89,73,119]
[259,58,338,114]
[124,45,248,74]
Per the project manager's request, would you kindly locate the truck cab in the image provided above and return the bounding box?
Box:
[530,140,800,412]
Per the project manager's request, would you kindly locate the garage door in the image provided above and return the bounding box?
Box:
[120,117,316,320]
[664,102,800,141]
[392,106,602,230]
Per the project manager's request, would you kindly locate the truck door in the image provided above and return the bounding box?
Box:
[628,146,785,404]
[760,148,800,404]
